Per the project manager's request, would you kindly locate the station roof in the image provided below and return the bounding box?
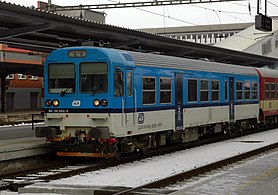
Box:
[0,1,277,77]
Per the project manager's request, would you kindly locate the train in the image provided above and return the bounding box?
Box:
[35,46,278,158]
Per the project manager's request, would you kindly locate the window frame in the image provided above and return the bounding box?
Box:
[236,81,243,100]
[265,82,270,99]
[211,80,220,102]
[188,78,198,102]
[271,82,276,99]
[244,81,251,100]
[142,76,156,105]
[18,74,27,80]
[252,82,258,100]
[159,77,172,104]
[200,79,209,102]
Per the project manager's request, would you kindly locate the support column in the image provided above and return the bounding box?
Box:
[1,75,7,113]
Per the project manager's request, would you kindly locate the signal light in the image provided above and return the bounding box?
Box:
[53,99,59,107]
[101,99,108,107]
[93,99,100,107]
[45,99,52,107]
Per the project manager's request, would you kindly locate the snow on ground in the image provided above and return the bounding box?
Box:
[39,129,278,188]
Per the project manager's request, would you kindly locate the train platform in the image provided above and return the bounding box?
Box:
[0,111,43,126]
[0,111,51,171]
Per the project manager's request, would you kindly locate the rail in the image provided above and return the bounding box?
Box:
[114,142,278,195]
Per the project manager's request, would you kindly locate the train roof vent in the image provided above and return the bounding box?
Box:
[122,53,134,62]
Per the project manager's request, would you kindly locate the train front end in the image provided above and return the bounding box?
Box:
[36,47,127,158]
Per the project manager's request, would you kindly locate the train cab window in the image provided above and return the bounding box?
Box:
[252,82,258,100]
[236,81,243,100]
[271,83,276,99]
[160,77,172,104]
[265,83,270,99]
[80,62,108,94]
[200,80,208,102]
[142,77,156,105]
[188,79,197,102]
[212,80,220,101]
[114,68,124,97]
[244,81,250,100]
[48,63,75,94]
[225,80,228,101]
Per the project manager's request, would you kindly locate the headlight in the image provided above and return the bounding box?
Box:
[93,99,100,107]
[101,99,108,107]
[53,99,59,107]
[45,99,52,107]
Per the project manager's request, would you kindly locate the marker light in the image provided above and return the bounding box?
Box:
[45,99,52,107]
[53,99,59,107]
[101,99,108,107]
[68,50,86,58]
[93,99,100,107]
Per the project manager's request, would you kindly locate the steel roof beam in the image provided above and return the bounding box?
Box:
[0,23,53,40]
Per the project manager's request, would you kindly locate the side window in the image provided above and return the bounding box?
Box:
[252,82,258,100]
[265,82,270,99]
[212,80,220,101]
[160,77,172,104]
[142,77,156,105]
[271,82,276,99]
[127,72,133,96]
[225,80,228,101]
[188,79,197,102]
[244,81,250,100]
[236,81,243,100]
[200,80,208,102]
[114,68,124,97]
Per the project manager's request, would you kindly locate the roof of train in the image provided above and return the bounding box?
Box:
[125,50,259,76]
[256,67,278,78]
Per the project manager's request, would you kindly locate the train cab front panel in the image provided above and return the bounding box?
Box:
[35,47,136,157]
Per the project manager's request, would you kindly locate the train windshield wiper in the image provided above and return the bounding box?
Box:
[60,81,75,96]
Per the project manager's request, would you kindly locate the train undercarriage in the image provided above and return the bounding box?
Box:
[36,116,270,159]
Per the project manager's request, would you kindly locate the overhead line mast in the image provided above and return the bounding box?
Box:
[53,0,246,11]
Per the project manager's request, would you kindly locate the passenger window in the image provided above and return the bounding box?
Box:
[114,68,124,97]
[200,80,208,102]
[188,79,197,102]
[244,81,250,100]
[142,77,156,105]
[271,83,276,99]
[252,82,258,100]
[236,81,243,100]
[265,82,270,99]
[212,80,220,101]
[160,77,172,104]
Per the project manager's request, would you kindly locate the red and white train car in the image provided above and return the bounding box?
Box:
[256,68,278,125]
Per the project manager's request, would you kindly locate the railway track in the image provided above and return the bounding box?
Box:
[112,142,278,195]
[0,133,231,192]
[0,129,274,192]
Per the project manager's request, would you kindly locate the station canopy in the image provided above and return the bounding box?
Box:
[0,1,278,77]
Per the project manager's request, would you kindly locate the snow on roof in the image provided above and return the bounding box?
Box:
[214,17,278,52]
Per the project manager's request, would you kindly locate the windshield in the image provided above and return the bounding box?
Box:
[80,62,108,93]
[48,63,75,94]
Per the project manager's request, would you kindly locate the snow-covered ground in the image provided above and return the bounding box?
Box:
[22,129,278,191]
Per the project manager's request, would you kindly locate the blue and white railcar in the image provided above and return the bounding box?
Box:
[36,47,260,157]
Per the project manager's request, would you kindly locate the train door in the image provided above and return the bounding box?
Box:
[229,77,235,123]
[125,69,135,127]
[175,73,183,130]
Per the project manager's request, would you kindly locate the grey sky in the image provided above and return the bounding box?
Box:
[5,0,278,28]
